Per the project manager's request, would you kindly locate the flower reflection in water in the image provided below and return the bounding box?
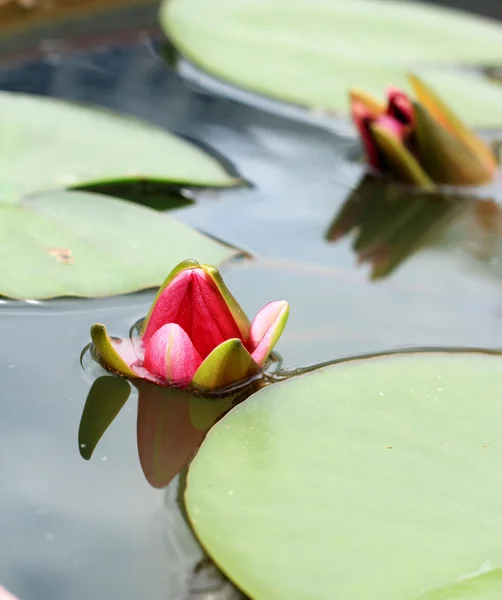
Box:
[327,175,502,279]
[78,369,266,488]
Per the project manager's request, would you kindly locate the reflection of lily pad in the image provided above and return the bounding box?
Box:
[0,91,239,205]
[0,191,237,299]
[186,351,502,600]
[162,0,502,127]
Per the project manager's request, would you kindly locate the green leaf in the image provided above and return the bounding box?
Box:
[413,568,502,600]
[186,351,502,600]
[78,376,131,460]
[0,91,239,205]
[0,191,237,299]
[161,0,502,127]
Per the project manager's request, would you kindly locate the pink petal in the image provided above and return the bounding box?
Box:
[110,337,138,369]
[352,100,382,169]
[144,323,202,387]
[249,301,289,367]
[142,268,242,358]
[0,587,20,600]
[131,364,166,386]
[386,86,414,125]
[374,114,407,143]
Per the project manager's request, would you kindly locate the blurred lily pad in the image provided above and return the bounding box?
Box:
[186,351,502,600]
[162,0,502,127]
[0,91,239,205]
[0,191,238,299]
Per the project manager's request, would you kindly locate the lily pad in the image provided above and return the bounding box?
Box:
[162,0,502,127]
[0,91,238,204]
[0,190,237,299]
[186,351,502,600]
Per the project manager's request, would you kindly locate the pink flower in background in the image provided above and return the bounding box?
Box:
[91,260,289,392]
[350,74,497,188]
[0,587,20,600]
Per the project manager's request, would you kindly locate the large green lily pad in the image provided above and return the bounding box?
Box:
[186,351,502,600]
[162,0,502,127]
[0,91,238,204]
[0,191,237,298]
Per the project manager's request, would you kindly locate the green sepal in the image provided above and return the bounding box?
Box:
[141,259,200,334]
[370,122,434,190]
[413,101,494,185]
[90,323,137,378]
[192,339,259,392]
[408,73,497,176]
[201,264,251,340]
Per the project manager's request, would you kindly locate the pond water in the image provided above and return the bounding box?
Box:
[1,2,502,599]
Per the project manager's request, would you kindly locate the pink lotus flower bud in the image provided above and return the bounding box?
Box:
[0,587,20,600]
[349,74,498,188]
[90,260,289,392]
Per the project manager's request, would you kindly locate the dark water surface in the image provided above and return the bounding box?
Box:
[1,2,502,599]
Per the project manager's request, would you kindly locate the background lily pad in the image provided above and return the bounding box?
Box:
[186,351,502,600]
[0,191,237,299]
[0,91,239,204]
[161,0,502,127]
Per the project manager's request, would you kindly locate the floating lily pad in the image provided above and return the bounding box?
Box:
[0,91,239,205]
[186,351,502,600]
[0,191,237,299]
[162,0,502,127]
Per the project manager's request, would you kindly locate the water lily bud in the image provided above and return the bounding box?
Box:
[90,260,289,393]
[0,588,20,600]
[349,74,498,188]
